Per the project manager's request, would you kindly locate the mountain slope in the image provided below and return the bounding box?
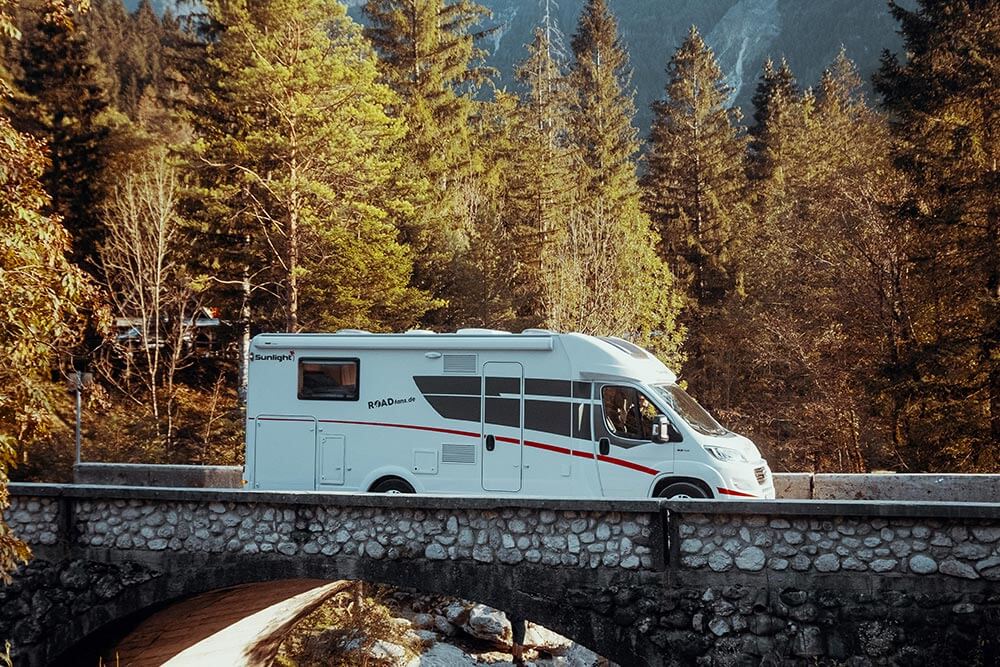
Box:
[129,0,906,134]
[473,0,905,133]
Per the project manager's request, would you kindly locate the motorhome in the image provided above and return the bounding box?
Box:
[244,329,775,499]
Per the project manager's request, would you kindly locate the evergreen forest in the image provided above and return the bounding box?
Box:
[1,0,998,577]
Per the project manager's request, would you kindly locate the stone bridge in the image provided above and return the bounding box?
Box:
[3,484,1000,666]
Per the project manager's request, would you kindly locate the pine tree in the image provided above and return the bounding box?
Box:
[748,58,800,181]
[875,0,1000,470]
[78,0,127,106]
[727,51,921,473]
[83,0,191,139]
[195,0,434,342]
[446,91,524,328]
[13,0,111,276]
[642,26,748,401]
[509,26,579,327]
[363,0,493,323]
[566,0,684,363]
[744,57,805,297]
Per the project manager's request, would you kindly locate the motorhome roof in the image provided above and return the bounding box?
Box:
[252,330,556,351]
[251,331,677,383]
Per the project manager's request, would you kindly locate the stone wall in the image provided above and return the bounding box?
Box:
[675,513,1000,580]
[4,495,60,547]
[646,500,1000,663]
[4,485,1000,666]
[68,498,657,571]
[569,576,1000,664]
[0,559,161,651]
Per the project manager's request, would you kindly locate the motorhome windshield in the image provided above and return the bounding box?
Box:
[652,384,729,437]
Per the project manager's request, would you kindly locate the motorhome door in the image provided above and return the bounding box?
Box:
[593,384,674,496]
[481,362,524,492]
[253,415,317,490]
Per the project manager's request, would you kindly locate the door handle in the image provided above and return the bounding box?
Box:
[599,437,610,456]
[486,434,495,452]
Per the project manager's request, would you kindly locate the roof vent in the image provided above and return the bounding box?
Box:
[455,328,510,335]
[521,328,555,335]
[335,329,370,335]
[404,329,437,335]
[443,353,477,374]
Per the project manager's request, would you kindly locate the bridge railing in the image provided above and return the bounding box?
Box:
[4,484,667,573]
[4,485,1000,667]
[661,498,1000,583]
[5,484,1000,583]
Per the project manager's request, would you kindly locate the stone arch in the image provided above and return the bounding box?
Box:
[29,552,651,667]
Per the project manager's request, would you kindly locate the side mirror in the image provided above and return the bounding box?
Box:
[667,421,683,443]
[651,415,682,444]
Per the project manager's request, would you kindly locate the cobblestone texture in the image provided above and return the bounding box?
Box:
[5,491,1000,666]
[567,581,1000,665]
[677,514,1000,580]
[0,559,161,656]
[4,497,60,546]
[7,496,656,570]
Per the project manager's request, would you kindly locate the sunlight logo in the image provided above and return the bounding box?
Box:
[251,350,295,363]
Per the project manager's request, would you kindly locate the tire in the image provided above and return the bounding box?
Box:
[656,481,710,499]
[370,477,415,494]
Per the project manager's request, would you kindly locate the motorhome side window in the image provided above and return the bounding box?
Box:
[602,386,661,440]
[298,359,359,401]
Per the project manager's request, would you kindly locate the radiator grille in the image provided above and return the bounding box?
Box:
[443,354,477,374]
[441,443,476,464]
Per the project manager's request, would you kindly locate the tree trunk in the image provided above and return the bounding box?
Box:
[985,199,999,458]
[287,199,299,333]
[239,249,251,406]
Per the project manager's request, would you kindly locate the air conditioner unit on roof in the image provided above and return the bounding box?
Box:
[455,328,510,335]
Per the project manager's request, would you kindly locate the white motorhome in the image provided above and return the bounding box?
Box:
[244,330,774,499]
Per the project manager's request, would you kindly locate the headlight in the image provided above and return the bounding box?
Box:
[704,446,749,463]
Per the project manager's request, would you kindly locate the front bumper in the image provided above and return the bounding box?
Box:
[719,461,775,499]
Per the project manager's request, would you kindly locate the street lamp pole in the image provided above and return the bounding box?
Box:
[75,371,82,465]
[70,371,92,466]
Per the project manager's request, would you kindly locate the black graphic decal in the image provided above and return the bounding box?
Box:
[485,376,520,396]
[525,379,571,397]
[414,376,480,395]
[415,375,598,442]
[426,396,481,421]
[485,397,520,428]
[525,400,571,437]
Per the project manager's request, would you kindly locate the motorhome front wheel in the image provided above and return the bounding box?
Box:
[656,481,710,499]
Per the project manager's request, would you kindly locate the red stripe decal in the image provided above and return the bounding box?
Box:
[252,417,658,476]
[596,455,658,476]
[525,439,571,456]
[319,419,479,439]
[717,487,758,498]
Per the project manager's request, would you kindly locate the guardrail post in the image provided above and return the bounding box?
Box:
[650,503,671,572]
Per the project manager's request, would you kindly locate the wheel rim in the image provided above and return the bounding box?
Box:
[672,493,692,499]
[385,489,402,495]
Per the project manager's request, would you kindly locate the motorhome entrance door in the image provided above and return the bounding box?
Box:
[481,362,524,492]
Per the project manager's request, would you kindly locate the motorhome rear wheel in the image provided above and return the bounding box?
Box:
[370,477,415,494]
